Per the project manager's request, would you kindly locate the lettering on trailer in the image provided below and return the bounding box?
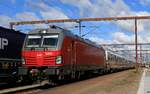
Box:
[0,38,8,50]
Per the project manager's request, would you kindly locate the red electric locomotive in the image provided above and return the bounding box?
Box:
[19,26,106,82]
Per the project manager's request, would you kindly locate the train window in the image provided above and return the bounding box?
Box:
[26,35,41,47]
[110,55,112,60]
[111,54,113,61]
[108,54,111,60]
[112,54,115,61]
[42,35,58,47]
[114,55,116,61]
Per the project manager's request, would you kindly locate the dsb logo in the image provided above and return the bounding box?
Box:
[0,38,8,50]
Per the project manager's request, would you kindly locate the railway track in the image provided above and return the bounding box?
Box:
[0,73,103,94]
[0,69,132,94]
[0,81,49,94]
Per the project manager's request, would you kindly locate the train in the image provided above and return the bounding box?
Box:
[17,25,135,83]
[0,26,26,84]
[105,50,135,71]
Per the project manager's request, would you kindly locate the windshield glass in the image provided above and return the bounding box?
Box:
[26,35,41,47]
[42,35,58,47]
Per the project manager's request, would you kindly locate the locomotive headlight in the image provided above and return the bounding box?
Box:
[22,58,25,64]
[42,30,47,33]
[56,56,62,64]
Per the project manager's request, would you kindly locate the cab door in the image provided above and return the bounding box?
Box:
[70,41,76,78]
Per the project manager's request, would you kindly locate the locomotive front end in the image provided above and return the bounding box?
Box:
[22,34,62,67]
[19,27,64,82]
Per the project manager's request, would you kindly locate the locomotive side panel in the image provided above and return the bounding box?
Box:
[61,36,79,75]
[61,36,72,66]
[75,40,106,71]
[60,35,106,77]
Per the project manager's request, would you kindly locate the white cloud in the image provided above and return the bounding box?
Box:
[26,1,74,27]
[60,0,93,17]
[16,12,39,21]
[112,32,132,43]
[143,33,150,43]
[26,0,50,11]
[60,0,150,32]
[60,0,150,53]
[15,12,48,28]
[0,3,71,28]
[40,8,69,19]
[112,31,150,44]
[11,0,16,4]
[0,15,14,28]
[90,31,149,45]
[0,12,40,28]
[40,8,76,27]
[90,36,116,44]
[89,32,150,56]
[27,0,69,20]
[60,0,131,17]
[140,0,150,5]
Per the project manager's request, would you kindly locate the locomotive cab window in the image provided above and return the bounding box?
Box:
[26,35,41,47]
[42,35,58,47]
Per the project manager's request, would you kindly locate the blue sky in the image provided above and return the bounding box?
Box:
[1,0,150,45]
